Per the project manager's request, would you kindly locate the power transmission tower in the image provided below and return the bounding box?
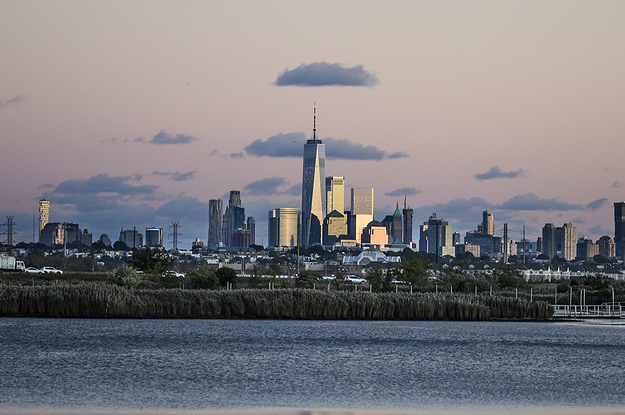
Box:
[169,222,182,252]
[1,216,18,255]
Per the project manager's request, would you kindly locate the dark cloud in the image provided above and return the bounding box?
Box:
[285,183,302,196]
[387,151,409,159]
[100,137,118,144]
[496,193,581,211]
[611,182,621,189]
[156,197,207,221]
[244,133,408,160]
[474,166,527,181]
[275,62,379,87]
[586,198,607,210]
[244,177,295,196]
[39,183,54,189]
[230,152,245,159]
[51,174,156,197]
[385,187,423,197]
[245,133,304,158]
[153,171,197,181]
[0,95,25,109]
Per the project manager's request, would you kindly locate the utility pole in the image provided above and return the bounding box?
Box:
[522,225,526,264]
[503,223,508,264]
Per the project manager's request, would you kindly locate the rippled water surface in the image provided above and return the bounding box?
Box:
[1,318,625,413]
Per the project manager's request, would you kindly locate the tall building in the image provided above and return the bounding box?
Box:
[323,210,348,246]
[542,223,557,259]
[208,199,223,245]
[556,223,578,261]
[598,235,616,258]
[615,202,625,258]
[419,224,428,252]
[224,190,244,246]
[301,107,326,247]
[381,202,402,244]
[145,227,163,247]
[119,228,143,249]
[350,187,374,244]
[326,176,344,216]
[38,199,50,242]
[247,217,255,246]
[482,211,494,236]
[268,208,301,248]
[426,214,454,257]
[402,196,413,245]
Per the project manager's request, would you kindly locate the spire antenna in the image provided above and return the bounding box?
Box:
[313,102,317,141]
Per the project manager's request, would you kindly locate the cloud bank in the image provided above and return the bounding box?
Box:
[0,95,25,109]
[244,133,407,160]
[275,62,379,87]
[474,166,527,181]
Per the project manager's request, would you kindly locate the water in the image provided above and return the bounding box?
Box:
[1,318,625,413]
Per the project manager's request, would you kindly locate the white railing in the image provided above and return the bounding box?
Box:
[553,304,624,318]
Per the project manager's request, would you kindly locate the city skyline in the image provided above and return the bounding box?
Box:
[1,1,624,248]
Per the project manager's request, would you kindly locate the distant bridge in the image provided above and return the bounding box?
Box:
[553,303,625,319]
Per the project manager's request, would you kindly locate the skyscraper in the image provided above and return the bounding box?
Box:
[615,202,625,258]
[482,211,494,236]
[38,199,49,242]
[326,176,344,216]
[247,216,255,246]
[224,190,244,246]
[426,214,454,257]
[542,223,557,259]
[557,223,578,261]
[145,227,163,247]
[351,187,374,244]
[208,199,223,245]
[402,196,413,245]
[268,208,301,248]
[301,107,325,247]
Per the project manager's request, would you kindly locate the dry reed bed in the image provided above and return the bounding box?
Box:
[0,283,552,320]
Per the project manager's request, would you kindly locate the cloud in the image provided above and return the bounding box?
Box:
[275,62,379,87]
[497,193,581,211]
[611,182,621,189]
[230,152,245,159]
[245,133,304,158]
[586,198,607,210]
[285,183,302,196]
[132,130,199,145]
[51,174,156,197]
[385,187,423,197]
[244,177,296,196]
[244,133,408,160]
[0,95,25,109]
[474,166,527,181]
[153,171,197,181]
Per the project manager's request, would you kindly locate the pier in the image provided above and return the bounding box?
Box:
[553,303,625,319]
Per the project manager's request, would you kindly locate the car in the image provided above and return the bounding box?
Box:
[25,267,41,274]
[344,275,366,284]
[40,266,63,274]
[164,271,185,278]
[391,278,406,284]
[322,274,336,280]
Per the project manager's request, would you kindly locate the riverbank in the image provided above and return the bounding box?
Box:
[0,283,551,320]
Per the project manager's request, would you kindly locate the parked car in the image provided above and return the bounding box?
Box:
[344,275,366,284]
[40,266,63,274]
[164,271,185,278]
[25,267,41,274]
[391,278,406,284]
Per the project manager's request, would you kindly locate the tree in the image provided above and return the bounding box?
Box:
[107,262,143,288]
[365,267,384,292]
[187,267,219,289]
[132,246,174,275]
[216,267,237,288]
[113,241,130,251]
[494,266,529,289]
[402,258,429,286]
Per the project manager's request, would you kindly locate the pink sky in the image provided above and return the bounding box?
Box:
[1,1,624,248]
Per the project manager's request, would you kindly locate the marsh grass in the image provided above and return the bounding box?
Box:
[0,282,552,320]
